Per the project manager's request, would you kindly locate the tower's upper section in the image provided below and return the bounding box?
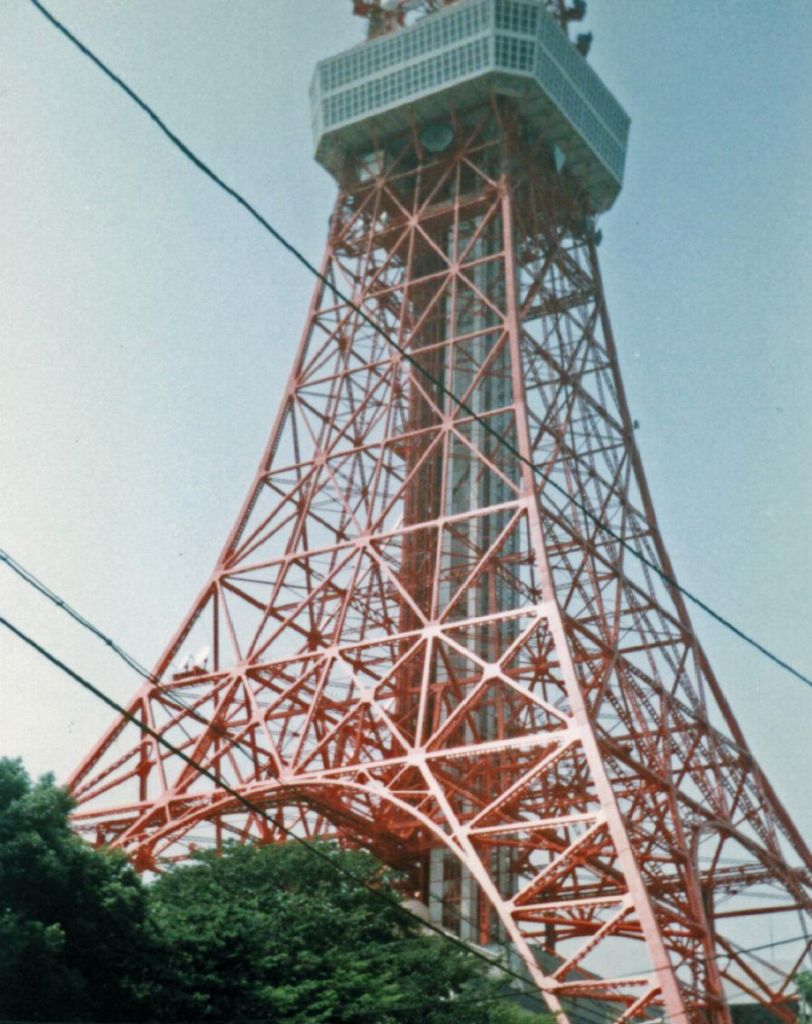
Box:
[310,0,629,212]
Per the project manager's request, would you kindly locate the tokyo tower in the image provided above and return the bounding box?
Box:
[69,1,811,1021]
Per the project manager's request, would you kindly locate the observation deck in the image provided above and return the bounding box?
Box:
[311,0,629,212]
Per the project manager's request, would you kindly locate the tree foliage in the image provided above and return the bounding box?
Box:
[0,759,543,1023]
[0,758,154,1021]
[796,972,812,1024]
[146,840,539,1023]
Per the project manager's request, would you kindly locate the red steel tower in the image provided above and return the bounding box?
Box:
[70,2,811,1021]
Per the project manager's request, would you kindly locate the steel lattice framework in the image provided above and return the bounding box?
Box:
[70,7,811,1023]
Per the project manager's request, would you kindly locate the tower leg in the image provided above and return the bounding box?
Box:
[70,102,811,1024]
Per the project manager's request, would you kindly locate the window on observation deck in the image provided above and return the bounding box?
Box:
[494,0,538,35]
[312,0,630,211]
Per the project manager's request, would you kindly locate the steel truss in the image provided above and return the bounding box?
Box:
[70,102,811,1023]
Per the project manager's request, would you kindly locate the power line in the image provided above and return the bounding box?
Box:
[4,610,802,1024]
[13,608,804,1024]
[0,976,556,1023]
[0,548,215,735]
[0,917,805,1024]
[0,545,605,995]
[0,975,554,1024]
[0,549,156,683]
[9,539,808,1014]
[3,589,808,1021]
[9,1,812,1013]
[0,544,627,1010]
[0,612,559,1018]
[26,0,812,692]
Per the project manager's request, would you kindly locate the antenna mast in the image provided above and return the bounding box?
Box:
[352,0,586,37]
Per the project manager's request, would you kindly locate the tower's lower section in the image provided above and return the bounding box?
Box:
[70,101,811,1023]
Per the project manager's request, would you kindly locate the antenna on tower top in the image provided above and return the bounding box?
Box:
[352,0,586,38]
[353,0,453,39]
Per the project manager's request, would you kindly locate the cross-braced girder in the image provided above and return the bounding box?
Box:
[70,102,811,1024]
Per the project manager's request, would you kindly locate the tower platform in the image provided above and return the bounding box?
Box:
[311,0,629,211]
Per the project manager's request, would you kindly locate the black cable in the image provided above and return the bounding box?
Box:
[0,976,550,1024]
[10,542,807,1018]
[0,544,620,1005]
[0,977,555,1023]
[4,600,808,1023]
[0,612,561,1018]
[26,0,812,692]
[0,925,806,1024]
[19,609,792,1024]
[0,546,582,989]
[0,549,162,686]
[0,548,218,733]
[14,3,812,1016]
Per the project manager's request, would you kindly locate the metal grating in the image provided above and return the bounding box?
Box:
[311,0,630,211]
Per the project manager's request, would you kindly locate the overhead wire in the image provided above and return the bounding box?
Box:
[0,548,220,738]
[2,570,809,1015]
[26,0,812,692]
[0,612,559,1019]
[12,2,811,1018]
[0,973,803,1024]
[11,607,805,1024]
[0,545,629,1017]
[0,546,581,991]
[0,546,611,1023]
[8,542,810,1018]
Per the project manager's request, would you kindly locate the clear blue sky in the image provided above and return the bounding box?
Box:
[2,0,810,872]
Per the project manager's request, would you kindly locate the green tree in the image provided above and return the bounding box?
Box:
[0,758,545,1022]
[0,758,154,1022]
[145,840,544,1023]
[796,971,812,1023]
